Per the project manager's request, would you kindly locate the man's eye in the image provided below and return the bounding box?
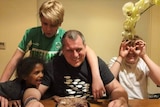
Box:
[43,22,47,26]
[76,49,81,52]
[66,50,72,53]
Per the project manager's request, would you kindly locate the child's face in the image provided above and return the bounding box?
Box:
[25,63,44,88]
[40,16,60,38]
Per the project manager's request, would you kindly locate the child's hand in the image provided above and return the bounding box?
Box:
[92,78,105,99]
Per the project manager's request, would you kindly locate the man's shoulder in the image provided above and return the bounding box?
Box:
[97,56,106,64]
[48,55,64,65]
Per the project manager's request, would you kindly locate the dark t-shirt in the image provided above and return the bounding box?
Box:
[42,55,114,98]
[0,78,26,100]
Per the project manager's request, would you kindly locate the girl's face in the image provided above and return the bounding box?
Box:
[40,16,60,38]
[25,63,44,88]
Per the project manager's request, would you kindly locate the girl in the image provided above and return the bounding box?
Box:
[0,57,45,107]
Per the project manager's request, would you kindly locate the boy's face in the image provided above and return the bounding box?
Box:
[125,47,139,64]
[40,16,60,38]
[25,63,44,88]
[124,40,140,64]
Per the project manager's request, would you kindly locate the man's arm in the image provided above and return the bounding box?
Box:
[105,78,128,107]
[23,84,48,107]
[0,49,24,82]
[23,88,43,107]
[86,45,105,99]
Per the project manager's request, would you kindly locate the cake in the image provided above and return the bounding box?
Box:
[57,97,89,107]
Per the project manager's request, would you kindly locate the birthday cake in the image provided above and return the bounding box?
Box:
[56,97,89,107]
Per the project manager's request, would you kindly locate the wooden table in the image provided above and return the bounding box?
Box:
[129,99,160,107]
[40,99,160,107]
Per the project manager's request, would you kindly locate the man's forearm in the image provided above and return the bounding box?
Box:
[23,88,42,107]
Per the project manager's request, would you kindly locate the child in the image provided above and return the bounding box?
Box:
[0,57,45,106]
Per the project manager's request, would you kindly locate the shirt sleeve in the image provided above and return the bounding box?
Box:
[98,57,114,85]
[18,29,33,53]
[41,61,53,87]
[0,79,22,100]
[108,57,117,68]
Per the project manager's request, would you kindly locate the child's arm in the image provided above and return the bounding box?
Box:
[0,49,24,82]
[86,46,105,99]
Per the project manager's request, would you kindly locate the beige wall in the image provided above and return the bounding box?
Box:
[38,0,150,63]
[0,0,37,78]
[0,0,159,93]
[147,6,160,94]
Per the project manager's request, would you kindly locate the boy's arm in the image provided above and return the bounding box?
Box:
[0,49,24,82]
[86,45,105,99]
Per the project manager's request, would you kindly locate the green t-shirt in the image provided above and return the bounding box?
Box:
[18,26,65,62]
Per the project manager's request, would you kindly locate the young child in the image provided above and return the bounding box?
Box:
[109,35,160,99]
[0,57,45,106]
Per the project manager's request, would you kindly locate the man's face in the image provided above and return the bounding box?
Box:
[62,36,86,67]
[40,17,59,38]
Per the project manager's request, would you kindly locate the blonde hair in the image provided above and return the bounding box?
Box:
[39,0,64,26]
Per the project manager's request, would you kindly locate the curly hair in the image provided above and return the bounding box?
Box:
[16,57,45,80]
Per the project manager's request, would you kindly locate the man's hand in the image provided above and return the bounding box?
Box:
[25,100,44,107]
[0,96,8,107]
[108,97,128,107]
[52,95,61,103]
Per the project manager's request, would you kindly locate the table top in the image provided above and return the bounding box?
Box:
[40,99,160,107]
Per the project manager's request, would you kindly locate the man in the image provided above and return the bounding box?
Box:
[23,30,128,107]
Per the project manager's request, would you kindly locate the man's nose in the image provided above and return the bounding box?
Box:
[73,50,79,57]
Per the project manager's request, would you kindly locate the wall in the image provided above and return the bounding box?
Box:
[38,0,150,63]
[0,0,37,77]
[147,6,160,94]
